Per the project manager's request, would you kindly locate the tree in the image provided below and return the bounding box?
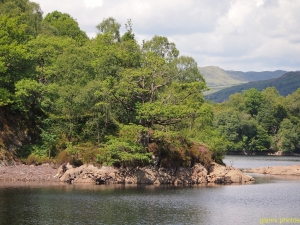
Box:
[14,79,58,145]
[92,33,122,79]
[53,84,82,143]
[77,80,118,145]
[0,88,13,106]
[257,87,287,135]
[174,56,204,83]
[0,13,224,165]
[97,124,152,167]
[214,109,271,151]
[142,35,179,63]
[243,88,264,117]
[278,119,299,152]
[225,93,246,112]
[0,15,35,92]
[286,88,300,118]
[53,43,94,85]
[43,11,88,43]
[26,35,77,83]
[121,19,135,42]
[0,0,43,37]
[15,79,42,112]
[96,17,121,42]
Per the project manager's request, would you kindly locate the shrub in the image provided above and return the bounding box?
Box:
[97,139,152,167]
[23,154,53,165]
[56,150,72,165]
[149,132,213,168]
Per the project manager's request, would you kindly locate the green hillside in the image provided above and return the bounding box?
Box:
[206,71,300,102]
[199,66,246,87]
[226,70,287,82]
[199,66,247,95]
[199,66,286,95]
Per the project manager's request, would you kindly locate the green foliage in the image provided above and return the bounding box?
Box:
[149,132,212,167]
[216,109,272,151]
[142,35,179,63]
[97,139,151,167]
[257,102,287,135]
[96,17,121,42]
[192,128,228,164]
[255,87,287,136]
[244,88,265,117]
[277,119,299,152]
[0,8,219,167]
[0,15,35,91]
[286,88,300,117]
[0,0,43,37]
[246,125,271,151]
[121,19,135,42]
[23,153,53,165]
[43,11,88,43]
[225,93,246,111]
[175,56,204,82]
[97,124,151,167]
[214,86,300,153]
[15,79,42,111]
[0,88,13,106]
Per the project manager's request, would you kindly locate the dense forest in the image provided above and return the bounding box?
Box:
[0,0,299,167]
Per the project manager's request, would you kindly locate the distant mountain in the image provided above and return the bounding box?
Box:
[198,66,246,87]
[206,71,300,102]
[199,66,287,95]
[225,70,287,82]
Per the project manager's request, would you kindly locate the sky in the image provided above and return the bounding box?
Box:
[34,0,300,72]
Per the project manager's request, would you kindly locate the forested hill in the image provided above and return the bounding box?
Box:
[206,71,300,102]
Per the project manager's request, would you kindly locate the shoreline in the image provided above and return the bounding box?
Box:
[0,163,59,182]
[226,150,300,156]
[0,162,254,185]
[242,164,300,175]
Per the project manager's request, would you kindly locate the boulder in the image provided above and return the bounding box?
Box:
[136,167,157,184]
[207,162,254,184]
[156,167,176,185]
[191,163,208,184]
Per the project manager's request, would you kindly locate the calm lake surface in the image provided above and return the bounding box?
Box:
[0,156,299,225]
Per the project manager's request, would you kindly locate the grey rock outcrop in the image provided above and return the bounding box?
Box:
[207,163,254,184]
[54,162,254,185]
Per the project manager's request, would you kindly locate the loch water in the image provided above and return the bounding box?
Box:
[0,156,299,225]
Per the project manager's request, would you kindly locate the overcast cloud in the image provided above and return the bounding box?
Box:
[34,0,300,71]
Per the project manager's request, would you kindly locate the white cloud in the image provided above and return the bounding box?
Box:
[34,0,300,71]
[256,0,265,8]
[84,0,103,8]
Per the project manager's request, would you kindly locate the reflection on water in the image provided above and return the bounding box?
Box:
[0,156,299,225]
